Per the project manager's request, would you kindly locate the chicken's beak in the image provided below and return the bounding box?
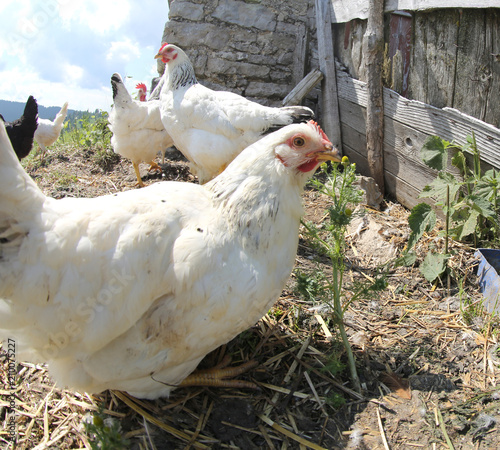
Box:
[154,53,161,60]
[314,143,342,163]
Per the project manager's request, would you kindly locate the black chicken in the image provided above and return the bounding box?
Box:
[0,96,39,160]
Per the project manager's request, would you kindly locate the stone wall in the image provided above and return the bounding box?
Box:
[159,0,318,109]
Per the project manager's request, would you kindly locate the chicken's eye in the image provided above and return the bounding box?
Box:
[293,137,305,147]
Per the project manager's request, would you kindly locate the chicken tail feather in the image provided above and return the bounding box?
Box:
[265,106,315,134]
[111,73,133,106]
[53,101,69,131]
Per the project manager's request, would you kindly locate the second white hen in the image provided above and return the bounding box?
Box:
[155,43,315,184]
[108,73,174,187]
[34,101,68,157]
[0,120,340,399]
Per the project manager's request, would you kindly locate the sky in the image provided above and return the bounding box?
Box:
[0,0,169,114]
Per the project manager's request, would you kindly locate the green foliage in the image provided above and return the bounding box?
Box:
[420,135,449,171]
[407,203,436,250]
[84,409,129,450]
[61,110,112,150]
[418,133,500,244]
[294,270,326,302]
[420,252,450,283]
[321,350,347,377]
[325,391,346,409]
[407,133,500,283]
[302,159,370,393]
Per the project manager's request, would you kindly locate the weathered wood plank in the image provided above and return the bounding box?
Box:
[454,9,500,128]
[363,0,385,192]
[408,10,460,109]
[283,69,323,107]
[292,24,309,87]
[330,0,500,23]
[337,68,500,209]
[333,20,367,81]
[335,68,500,169]
[315,0,343,150]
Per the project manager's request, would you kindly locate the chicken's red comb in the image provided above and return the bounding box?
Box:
[158,42,169,52]
[307,120,330,142]
[135,83,147,92]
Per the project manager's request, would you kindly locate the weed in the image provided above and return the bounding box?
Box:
[92,147,121,172]
[407,133,500,283]
[326,391,346,409]
[302,158,377,393]
[83,409,130,450]
[62,111,112,150]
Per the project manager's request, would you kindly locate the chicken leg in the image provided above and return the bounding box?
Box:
[132,162,145,188]
[178,358,258,389]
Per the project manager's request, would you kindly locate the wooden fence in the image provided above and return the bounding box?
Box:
[310,0,500,209]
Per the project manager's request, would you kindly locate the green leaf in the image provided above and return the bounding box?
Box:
[420,252,449,283]
[470,195,497,220]
[451,150,469,177]
[394,251,417,267]
[421,136,448,171]
[458,209,480,240]
[418,171,461,202]
[407,203,436,250]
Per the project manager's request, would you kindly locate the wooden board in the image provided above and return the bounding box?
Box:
[408,9,460,108]
[330,0,500,23]
[454,9,500,128]
[333,9,500,131]
[315,0,343,149]
[335,67,500,209]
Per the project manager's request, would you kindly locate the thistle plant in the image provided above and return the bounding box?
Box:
[301,157,373,393]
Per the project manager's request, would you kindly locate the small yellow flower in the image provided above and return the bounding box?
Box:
[341,155,349,166]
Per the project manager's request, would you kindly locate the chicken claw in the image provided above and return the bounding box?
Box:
[148,160,162,174]
[178,357,259,389]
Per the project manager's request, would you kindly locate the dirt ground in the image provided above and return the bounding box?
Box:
[1,143,499,449]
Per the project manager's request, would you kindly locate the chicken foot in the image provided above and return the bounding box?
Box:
[148,161,162,173]
[178,357,258,389]
[132,162,145,188]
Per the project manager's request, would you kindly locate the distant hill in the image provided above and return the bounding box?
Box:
[0,99,102,122]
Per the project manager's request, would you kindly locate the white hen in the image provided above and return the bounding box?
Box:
[108,73,174,187]
[0,120,339,399]
[34,101,68,158]
[155,43,315,184]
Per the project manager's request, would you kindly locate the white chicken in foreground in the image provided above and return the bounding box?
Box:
[155,43,315,184]
[0,120,340,399]
[34,101,68,158]
[108,73,174,187]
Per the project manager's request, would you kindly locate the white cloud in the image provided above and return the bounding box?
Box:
[0,0,168,112]
[59,0,131,34]
[106,38,141,65]
[0,67,111,112]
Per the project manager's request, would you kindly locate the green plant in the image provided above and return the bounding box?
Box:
[62,110,112,149]
[326,391,346,409]
[84,409,129,450]
[407,133,500,283]
[302,158,386,393]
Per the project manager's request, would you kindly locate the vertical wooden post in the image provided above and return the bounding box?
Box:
[363,0,385,193]
[315,0,342,152]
